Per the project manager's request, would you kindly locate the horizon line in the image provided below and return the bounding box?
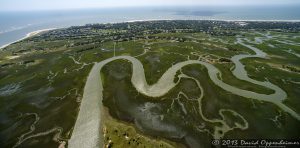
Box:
[1,3,299,12]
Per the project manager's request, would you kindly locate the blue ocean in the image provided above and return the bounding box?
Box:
[0,5,300,47]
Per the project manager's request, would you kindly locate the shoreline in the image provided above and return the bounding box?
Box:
[117,19,300,25]
[0,28,57,50]
[124,18,300,23]
[0,19,299,50]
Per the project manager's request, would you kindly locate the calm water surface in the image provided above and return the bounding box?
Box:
[0,5,300,47]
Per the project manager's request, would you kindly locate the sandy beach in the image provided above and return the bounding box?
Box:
[0,28,57,50]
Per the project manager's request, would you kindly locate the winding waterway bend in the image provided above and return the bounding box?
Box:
[69,39,300,148]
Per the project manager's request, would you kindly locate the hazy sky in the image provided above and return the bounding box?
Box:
[1,0,299,11]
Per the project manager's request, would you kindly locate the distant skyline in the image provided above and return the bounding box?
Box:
[1,0,300,11]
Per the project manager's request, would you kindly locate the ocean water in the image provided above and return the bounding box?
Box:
[0,5,300,47]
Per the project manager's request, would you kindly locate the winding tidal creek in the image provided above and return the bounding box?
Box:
[69,38,299,148]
